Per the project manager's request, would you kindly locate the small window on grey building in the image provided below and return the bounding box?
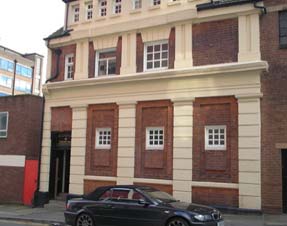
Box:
[0,112,8,138]
[280,11,287,48]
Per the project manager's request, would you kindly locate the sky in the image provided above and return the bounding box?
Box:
[0,0,65,80]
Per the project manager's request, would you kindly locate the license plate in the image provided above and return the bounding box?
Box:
[217,221,224,226]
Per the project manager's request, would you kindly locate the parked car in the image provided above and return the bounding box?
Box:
[65,185,224,226]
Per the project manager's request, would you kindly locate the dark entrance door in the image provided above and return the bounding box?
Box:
[282,150,287,213]
[49,132,71,199]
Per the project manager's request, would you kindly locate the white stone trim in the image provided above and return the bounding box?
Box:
[117,103,136,186]
[191,181,239,189]
[69,105,88,194]
[0,155,25,167]
[43,61,268,92]
[237,97,261,210]
[84,175,117,181]
[133,178,173,185]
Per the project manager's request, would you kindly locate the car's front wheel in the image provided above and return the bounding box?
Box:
[76,213,94,226]
[167,217,189,226]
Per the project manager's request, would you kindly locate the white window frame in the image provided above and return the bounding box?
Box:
[205,125,227,151]
[64,54,74,80]
[152,0,161,6]
[133,0,142,9]
[144,40,169,72]
[146,127,164,150]
[96,128,112,149]
[112,0,122,14]
[72,5,80,23]
[86,2,93,20]
[0,112,9,138]
[95,48,117,77]
[98,0,107,17]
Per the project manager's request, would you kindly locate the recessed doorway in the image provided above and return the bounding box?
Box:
[49,132,71,199]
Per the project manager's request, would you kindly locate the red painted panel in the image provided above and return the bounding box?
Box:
[23,160,38,205]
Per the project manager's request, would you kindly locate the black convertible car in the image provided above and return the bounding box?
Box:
[65,185,224,226]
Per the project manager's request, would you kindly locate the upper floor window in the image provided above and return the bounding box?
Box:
[86,2,93,20]
[96,49,116,76]
[146,127,164,150]
[205,125,226,150]
[133,0,142,9]
[65,54,74,80]
[99,0,107,16]
[73,5,80,22]
[144,41,169,71]
[15,79,31,93]
[0,75,12,88]
[280,11,287,48]
[113,0,122,14]
[152,0,161,6]
[16,64,33,78]
[0,58,14,73]
[0,112,8,138]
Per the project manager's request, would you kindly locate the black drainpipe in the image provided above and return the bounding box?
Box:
[45,47,62,83]
[253,0,267,14]
[12,60,17,96]
[31,66,35,94]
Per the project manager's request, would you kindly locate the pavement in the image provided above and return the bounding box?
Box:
[0,201,286,226]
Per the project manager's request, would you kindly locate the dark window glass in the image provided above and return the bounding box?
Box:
[280,11,287,47]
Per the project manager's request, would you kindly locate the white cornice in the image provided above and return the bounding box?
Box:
[43,61,268,94]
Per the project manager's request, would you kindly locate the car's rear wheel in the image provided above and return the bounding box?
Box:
[167,217,189,226]
[76,213,94,226]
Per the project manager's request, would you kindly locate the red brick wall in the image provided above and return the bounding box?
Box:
[136,33,144,73]
[50,44,77,82]
[84,180,116,194]
[86,104,118,177]
[192,96,238,183]
[0,95,43,160]
[264,0,287,6]
[134,183,173,195]
[135,100,173,180]
[89,41,95,78]
[193,19,238,66]
[0,166,24,203]
[169,28,175,69]
[51,107,72,132]
[116,37,122,75]
[192,187,239,208]
[261,10,287,213]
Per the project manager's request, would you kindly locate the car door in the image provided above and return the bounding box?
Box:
[87,189,117,226]
[109,189,165,226]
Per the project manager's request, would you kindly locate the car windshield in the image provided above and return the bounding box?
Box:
[142,188,176,203]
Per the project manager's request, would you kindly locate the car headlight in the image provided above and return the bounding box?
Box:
[194,214,213,222]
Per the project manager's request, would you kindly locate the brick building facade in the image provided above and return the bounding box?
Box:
[0,95,43,204]
[38,0,287,213]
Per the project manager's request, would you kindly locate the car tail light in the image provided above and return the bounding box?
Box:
[66,202,70,210]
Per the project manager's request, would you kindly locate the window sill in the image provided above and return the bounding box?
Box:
[144,67,169,73]
[110,13,121,19]
[148,5,161,11]
[205,148,226,151]
[167,1,181,7]
[95,16,106,22]
[130,9,142,14]
[279,44,287,49]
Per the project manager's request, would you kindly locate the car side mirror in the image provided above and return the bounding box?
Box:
[138,199,149,206]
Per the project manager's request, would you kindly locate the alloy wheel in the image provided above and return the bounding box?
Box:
[76,213,94,226]
[168,218,188,226]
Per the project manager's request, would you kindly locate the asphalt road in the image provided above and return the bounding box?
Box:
[0,220,48,226]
